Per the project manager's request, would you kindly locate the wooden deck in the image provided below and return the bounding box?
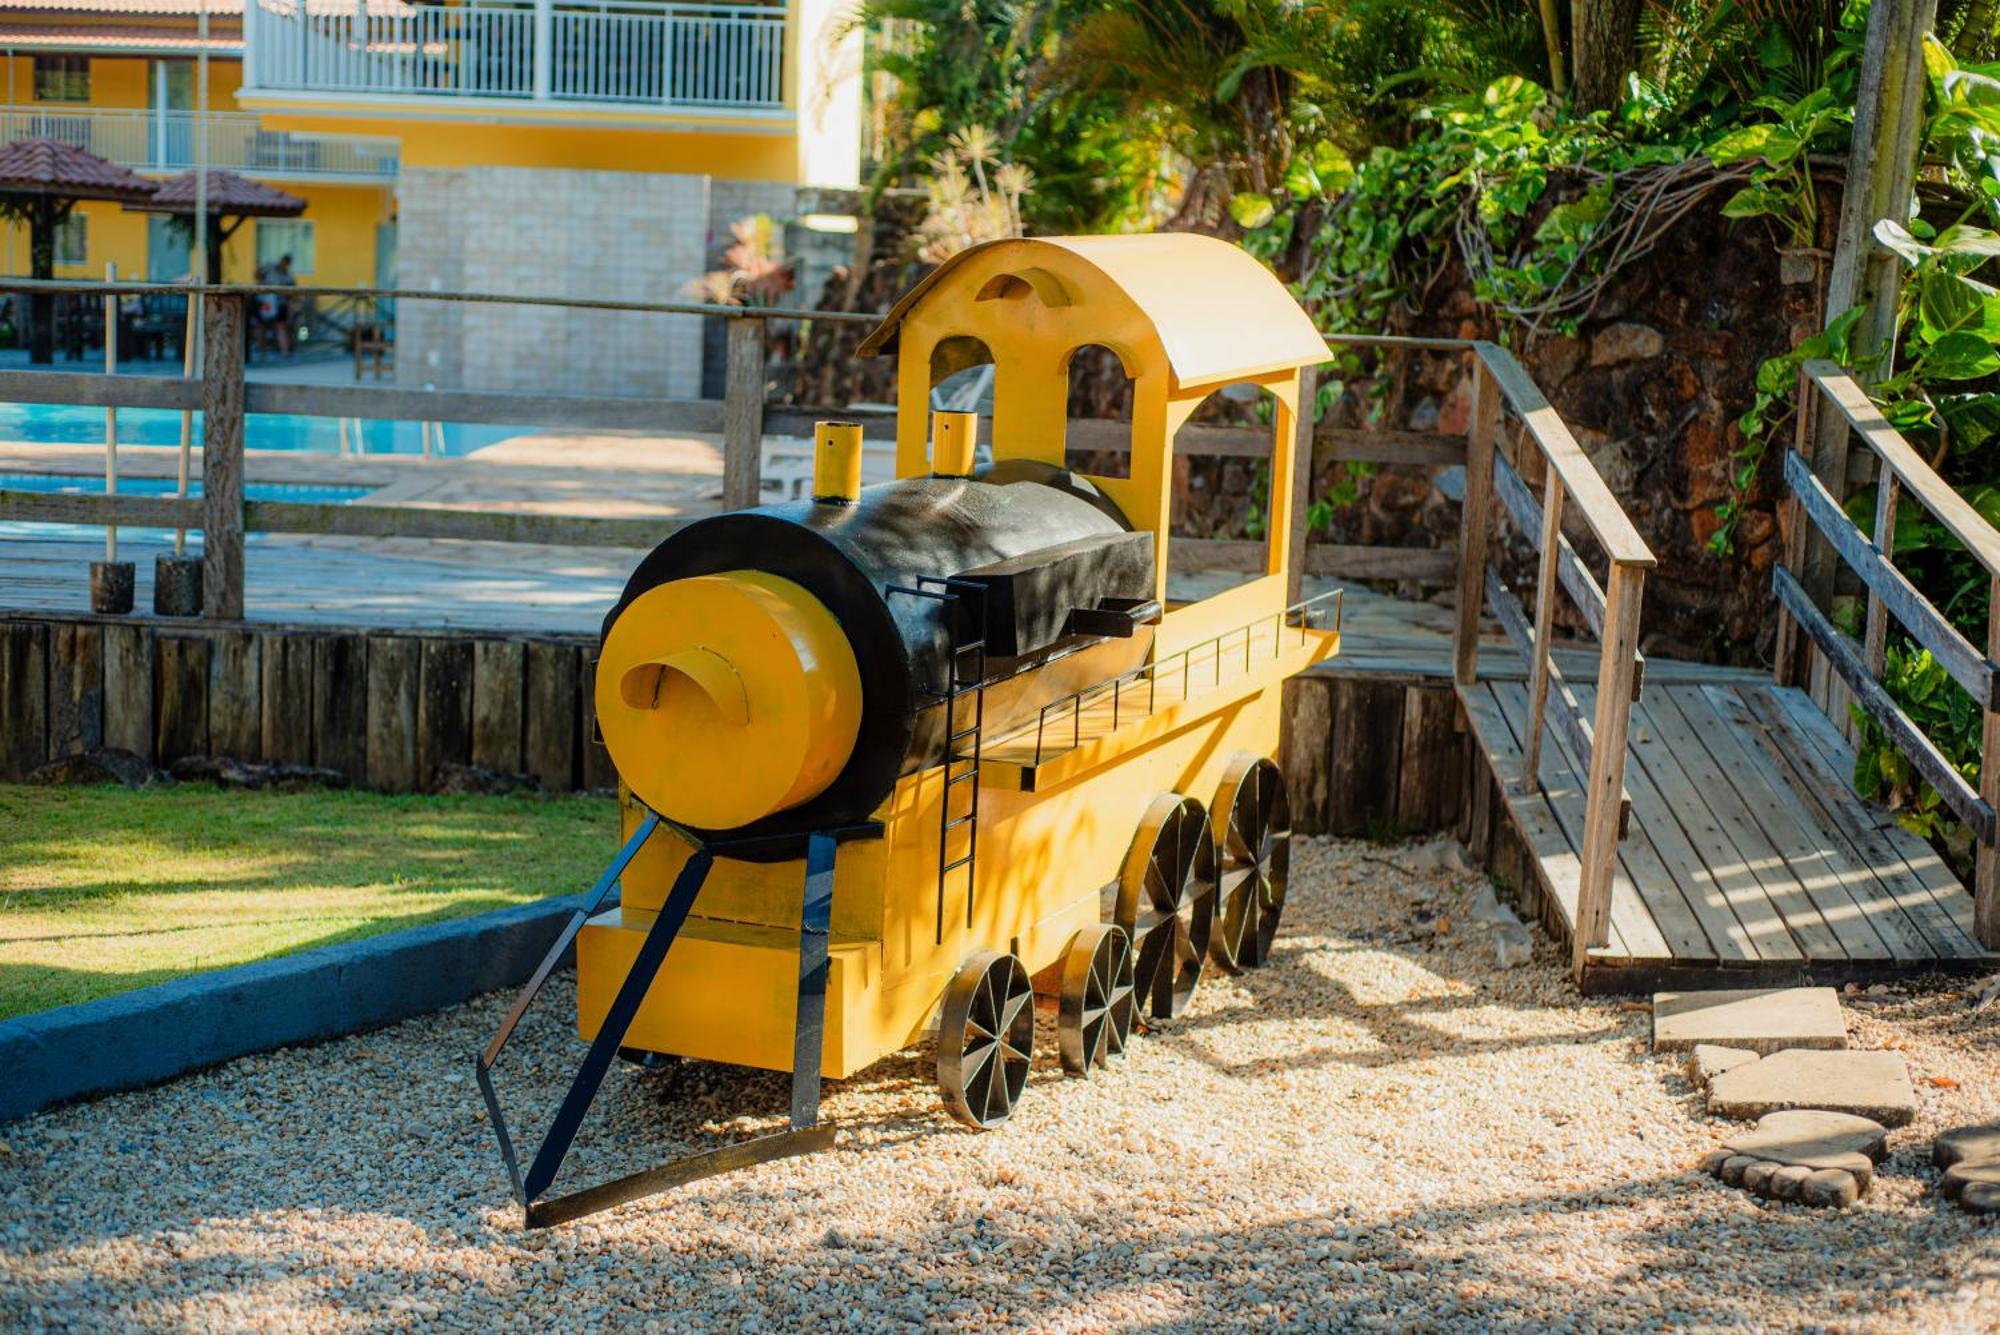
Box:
[1459,674,1998,991]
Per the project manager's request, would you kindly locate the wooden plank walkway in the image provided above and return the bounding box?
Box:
[1459,675,1998,991]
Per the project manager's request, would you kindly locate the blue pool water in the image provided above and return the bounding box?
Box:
[0,403,524,456]
[0,472,370,505]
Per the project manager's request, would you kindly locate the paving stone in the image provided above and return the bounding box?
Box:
[1702,1109,1888,1209]
[1652,988,1847,1055]
[1706,1049,1915,1127]
[1933,1123,2000,1169]
[1685,1044,1761,1089]
[1934,1124,2000,1216]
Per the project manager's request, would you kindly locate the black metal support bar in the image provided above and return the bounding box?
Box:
[475,811,862,1228]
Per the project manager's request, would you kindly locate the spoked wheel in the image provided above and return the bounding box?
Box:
[1209,755,1291,971]
[1057,923,1135,1076]
[937,950,1035,1129]
[1116,793,1216,1021]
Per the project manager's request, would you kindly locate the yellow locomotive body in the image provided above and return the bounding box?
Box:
[573,233,1338,1123]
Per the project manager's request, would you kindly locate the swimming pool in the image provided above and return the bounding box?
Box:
[0,403,524,456]
[0,472,371,505]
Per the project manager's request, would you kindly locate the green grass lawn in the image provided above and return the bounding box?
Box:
[0,784,617,1020]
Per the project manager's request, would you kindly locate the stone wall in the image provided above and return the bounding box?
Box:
[396,166,795,398]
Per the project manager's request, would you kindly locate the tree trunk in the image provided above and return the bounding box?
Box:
[1570,0,1642,112]
[28,197,58,366]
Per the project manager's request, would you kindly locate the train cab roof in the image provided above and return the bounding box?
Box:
[857,233,1331,395]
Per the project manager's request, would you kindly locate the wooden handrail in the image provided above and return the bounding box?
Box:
[1475,343,1655,570]
[1804,361,2000,575]
[1784,361,2000,949]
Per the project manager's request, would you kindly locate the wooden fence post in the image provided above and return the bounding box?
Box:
[722,315,766,511]
[1802,0,1935,614]
[1452,361,1500,686]
[201,292,246,619]
[1522,469,1565,786]
[1573,561,1645,975]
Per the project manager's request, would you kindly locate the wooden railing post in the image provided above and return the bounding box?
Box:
[200,292,246,620]
[1452,361,1500,685]
[1980,569,1999,948]
[1522,468,1565,787]
[1573,561,1645,974]
[722,315,766,511]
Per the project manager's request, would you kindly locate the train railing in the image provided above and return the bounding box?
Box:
[1008,587,1345,766]
[1777,361,2000,947]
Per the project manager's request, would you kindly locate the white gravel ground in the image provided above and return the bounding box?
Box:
[2,835,1996,1333]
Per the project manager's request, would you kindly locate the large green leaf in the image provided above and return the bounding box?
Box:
[1228,192,1275,229]
[1706,123,1805,165]
[1920,331,2000,380]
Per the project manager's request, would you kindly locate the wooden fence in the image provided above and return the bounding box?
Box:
[0,278,1468,621]
[1778,360,2000,946]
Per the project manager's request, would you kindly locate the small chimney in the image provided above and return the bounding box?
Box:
[931,410,977,477]
[812,420,864,504]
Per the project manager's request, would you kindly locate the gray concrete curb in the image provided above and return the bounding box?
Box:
[0,891,594,1122]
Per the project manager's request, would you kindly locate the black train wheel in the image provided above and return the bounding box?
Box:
[1209,755,1291,971]
[1116,793,1216,1021]
[937,950,1035,1129]
[1057,923,1135,1076]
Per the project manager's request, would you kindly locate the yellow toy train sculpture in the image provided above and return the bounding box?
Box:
[476,234,1341,1226]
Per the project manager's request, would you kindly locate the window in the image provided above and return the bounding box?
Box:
[34,56,90,103]
[255,220,315,276]
[55,213,86,266]
[147,214,190,280]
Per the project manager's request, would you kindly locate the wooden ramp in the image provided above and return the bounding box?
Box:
[1459,675,1998,992]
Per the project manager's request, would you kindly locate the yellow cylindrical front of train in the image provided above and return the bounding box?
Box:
[594,570,863,832]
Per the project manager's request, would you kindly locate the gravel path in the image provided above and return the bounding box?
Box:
[2,836,1996,1332]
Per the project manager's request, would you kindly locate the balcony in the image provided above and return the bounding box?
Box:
[243,0,788,114]
[0,107,399,182]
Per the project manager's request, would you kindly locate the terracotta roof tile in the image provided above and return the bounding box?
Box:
[132,167,304,216]
[0,136,158,199]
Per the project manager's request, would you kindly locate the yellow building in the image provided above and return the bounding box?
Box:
[0,0,397,287]
[0,0,865,390]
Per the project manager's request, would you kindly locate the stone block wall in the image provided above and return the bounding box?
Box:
[396,166,794,399]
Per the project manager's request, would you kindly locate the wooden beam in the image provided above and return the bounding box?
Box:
[1784,448,1997,708]
[200,293,246,621]
[244,381,728,434]
[1484,567,1599,783]
[1773,563,1995,844]
[243,501,679,548]
[1980,569,1999,948]
[1168,538,1456,582]
[722,318,767,511]
[0,369,199,411]
[0,488,200,528]
[1524,468,1566,785]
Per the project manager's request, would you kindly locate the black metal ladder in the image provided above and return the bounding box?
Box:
[887,576,989,942]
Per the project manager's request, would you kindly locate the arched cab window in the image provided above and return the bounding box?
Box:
[1172,382,1280,593]
[928,335,993,468]
[1061,343,1136,480]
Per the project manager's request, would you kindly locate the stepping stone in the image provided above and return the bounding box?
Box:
[1685,1043,1760,1089]
[1653,987,1847,1056]
[1934,1124,2000,1216]
[1706,1048,1916,1127]
[1700,1109,1889,1208]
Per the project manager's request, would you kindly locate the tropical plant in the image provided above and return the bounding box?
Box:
[687,215,794,307]
[913,128,1037,261]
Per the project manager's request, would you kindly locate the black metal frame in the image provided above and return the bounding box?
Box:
[474,808,875,1228]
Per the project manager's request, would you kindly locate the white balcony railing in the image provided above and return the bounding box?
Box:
[245,0,787,111]
[0,107,399,181]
